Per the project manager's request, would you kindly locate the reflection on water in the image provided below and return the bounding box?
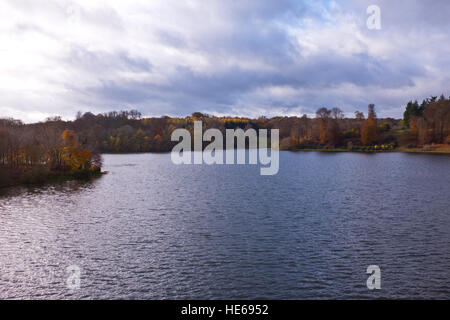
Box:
[0,152,450,299]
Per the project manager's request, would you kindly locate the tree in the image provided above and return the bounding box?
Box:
[403,100,420,128]
[129,110,142,120]
[61,130,92,172]
[329,108,343,146]
[368,104,377,119]
[423,98,450,143]
[316,108,331,145]
[355,111,365,120]
[315,107,343,146]
[331,107,344,120]
[361,104,378,146]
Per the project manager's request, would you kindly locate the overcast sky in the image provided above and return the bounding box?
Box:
[0,0,449,122]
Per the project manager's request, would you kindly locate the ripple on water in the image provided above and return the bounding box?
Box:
[0,152,450,299]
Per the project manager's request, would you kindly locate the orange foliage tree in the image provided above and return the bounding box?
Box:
[61,130,92,172]
[361,104,379,146]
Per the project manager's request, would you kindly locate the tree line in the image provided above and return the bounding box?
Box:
[403,95,450,145]
[1,96,449,186]
[58,105,401,154]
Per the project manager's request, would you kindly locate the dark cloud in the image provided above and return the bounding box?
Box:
[66,47,151,73]
[1,0,449,121]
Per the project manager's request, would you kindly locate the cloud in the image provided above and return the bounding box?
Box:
[0,0,449,122]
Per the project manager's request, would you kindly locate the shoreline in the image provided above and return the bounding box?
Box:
[285,148,450,155]
[0,171,106,190]
[100,145,450,155]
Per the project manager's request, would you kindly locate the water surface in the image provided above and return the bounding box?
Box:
[1,152,449,299]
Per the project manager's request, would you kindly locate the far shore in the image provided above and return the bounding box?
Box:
[286,146,450,154]
[100,147,450,155]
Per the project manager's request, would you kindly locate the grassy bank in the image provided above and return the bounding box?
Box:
[396,145,450,154]
[286,144,450,154]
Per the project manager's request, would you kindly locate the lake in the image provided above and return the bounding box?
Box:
[1,151,449,299]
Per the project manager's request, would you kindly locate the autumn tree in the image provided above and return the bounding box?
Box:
[315,107,343,146]
[361,104,379,146]
[61,129,92,172]
[422,98,450,143]
[316,107,331,145]
[328,108,343,146]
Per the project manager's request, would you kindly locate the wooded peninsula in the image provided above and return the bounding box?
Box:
[1,95,449,188]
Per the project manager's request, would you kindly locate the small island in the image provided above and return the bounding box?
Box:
[0,128,102,188]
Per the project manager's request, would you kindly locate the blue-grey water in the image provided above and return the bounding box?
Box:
[0,152,449,299]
